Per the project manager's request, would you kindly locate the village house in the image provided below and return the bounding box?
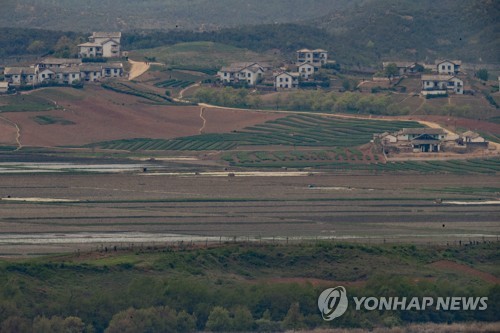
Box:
[296,49,328,67]
[53,67,81,84]
[78,42,103,58]
[382,61,421,76]
[435,60,461,75]
[217,62,265,86]
[38,58,82,69]
[0,82,9,94]
[78,32,122,58]
[102,63,124,78]
[462,131,486,144]
[274,71,299,89]
[80,64,104,82]
[378,128,450,153]
[297,62,316,79]
[421,74,463,95]
[4,67,37,86]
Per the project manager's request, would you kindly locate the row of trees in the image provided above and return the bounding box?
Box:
[193,87,409,115]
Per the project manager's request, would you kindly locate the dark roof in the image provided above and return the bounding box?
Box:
[401,128,446,135]
[4,67,25,75]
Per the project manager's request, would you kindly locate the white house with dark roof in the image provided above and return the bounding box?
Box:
[435,60,461,75]
[274,71,299,89]
[78,32,121,58]
[296,49,328,67]
[217,62,265,86]
[421,74,463,95]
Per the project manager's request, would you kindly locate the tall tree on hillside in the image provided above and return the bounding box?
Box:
[385,63,399,82]
[476,69,488,81]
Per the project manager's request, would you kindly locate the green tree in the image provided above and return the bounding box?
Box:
[282,302,305,331]
[477,68,488,81]
[205,306,231,332]
[231,306,254,331]
[176,310,196,333]
[27,40,46,53]
[384,63,399,80]
[0,316,32,333]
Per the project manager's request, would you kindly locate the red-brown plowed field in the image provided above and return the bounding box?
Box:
[0,86,285,147]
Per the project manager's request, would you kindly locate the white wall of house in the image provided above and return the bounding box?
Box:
[275,73,298,89]
[38,69,55,83]
[239,68,262,86]
[101,40,121,58]
[437,61,458,75]
[298,63,315,79]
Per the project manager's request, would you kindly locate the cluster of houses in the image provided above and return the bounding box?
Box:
[217,48,330,90]
[1,32,124,92]
[376,128,487,154]
[382,59,464,96]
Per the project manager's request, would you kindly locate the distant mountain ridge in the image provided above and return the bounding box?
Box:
[0,0,354,31]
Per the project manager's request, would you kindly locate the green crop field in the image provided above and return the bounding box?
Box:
[154,79,194,89]
[101,82,174,104]
[86,115,423,151]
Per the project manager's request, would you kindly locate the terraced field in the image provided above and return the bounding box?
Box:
[87,114,423,151]
[154,79,195,89]
[101,81,174,103]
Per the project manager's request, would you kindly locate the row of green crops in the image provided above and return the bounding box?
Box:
[102,82,173,103]
[87,115,424,151]
[154,79,194,88]
[228,157,500,174]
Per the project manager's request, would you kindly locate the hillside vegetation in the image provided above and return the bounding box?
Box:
[0,0,353,31]
[0,242,498,332]
[1,1,498,65]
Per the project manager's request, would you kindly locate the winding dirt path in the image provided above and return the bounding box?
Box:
[0,114,22,150]
[128,59,150,80]
[199,107,207,134]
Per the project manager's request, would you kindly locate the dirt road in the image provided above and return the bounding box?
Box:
[128,59,150,80]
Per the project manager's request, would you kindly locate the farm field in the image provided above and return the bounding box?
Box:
[0,171,499,256]
[87,114,423,151]
[0,86,285,147]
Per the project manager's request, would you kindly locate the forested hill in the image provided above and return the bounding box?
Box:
[0,0,498,65]
[315,0,500,64]
[0,0,354,31]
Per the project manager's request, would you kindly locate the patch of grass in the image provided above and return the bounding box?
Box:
[32,115,75,125]
[0,94,57,112]
[130,41,278,71]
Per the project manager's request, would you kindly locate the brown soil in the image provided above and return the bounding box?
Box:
[430,260,499,284]
[0,86,286,147]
